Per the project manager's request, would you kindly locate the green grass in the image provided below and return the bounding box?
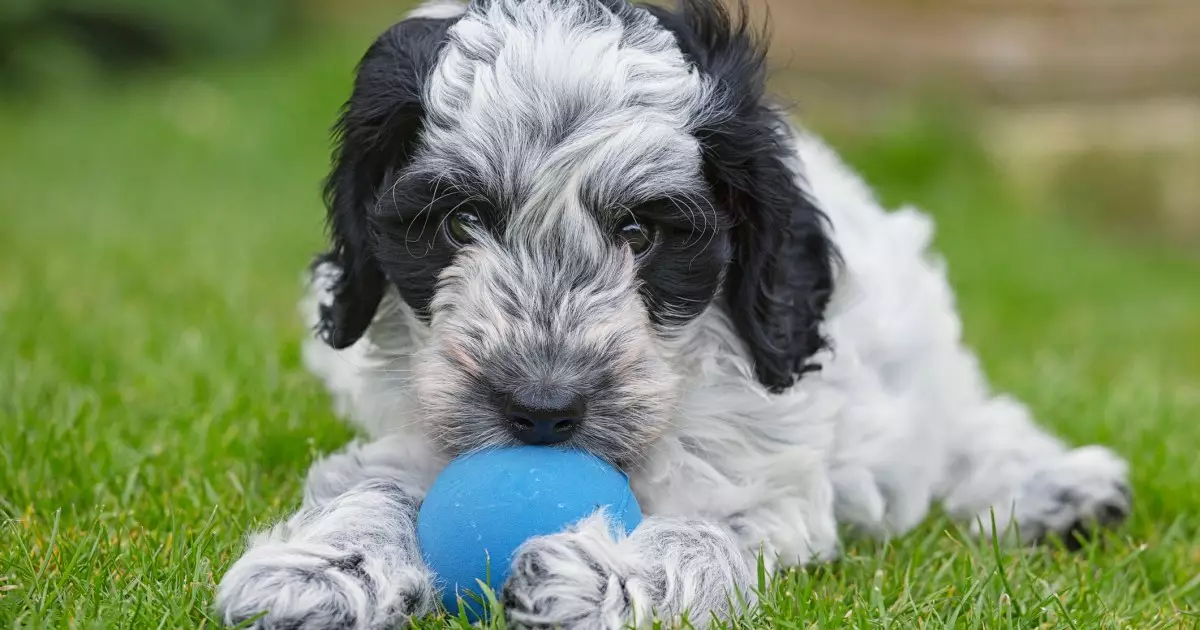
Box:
[2,27,1199,630]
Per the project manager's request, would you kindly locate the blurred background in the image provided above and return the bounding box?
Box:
[3,2,1199,625]
[756,0,1200,246]
[4,0,1200,243]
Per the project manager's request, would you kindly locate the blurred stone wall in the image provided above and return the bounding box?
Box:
[752,0,1200,103]
[747,0,1200,241]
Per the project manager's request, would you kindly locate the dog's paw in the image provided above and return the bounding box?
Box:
[502,514,651,630]
[215,541,434,630]
[1014,446,1132,549]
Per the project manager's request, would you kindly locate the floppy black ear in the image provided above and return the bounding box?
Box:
[645,0,837,392]
[317,15,458,349]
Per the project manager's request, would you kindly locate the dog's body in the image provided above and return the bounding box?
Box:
[216,1,1131,628]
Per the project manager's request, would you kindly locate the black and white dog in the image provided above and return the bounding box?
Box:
[216,1,1132,627]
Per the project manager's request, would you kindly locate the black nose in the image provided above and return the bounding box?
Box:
[505,391,585,445]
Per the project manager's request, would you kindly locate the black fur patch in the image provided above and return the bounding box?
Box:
[644,0,838,392]
[319,16,459,347]
[631,198,732,328]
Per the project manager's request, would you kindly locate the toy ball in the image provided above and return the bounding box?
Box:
[417,447,642,620]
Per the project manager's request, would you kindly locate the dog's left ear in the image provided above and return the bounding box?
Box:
[646,0,837,393]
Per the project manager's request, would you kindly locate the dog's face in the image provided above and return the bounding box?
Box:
[315,0,835,465]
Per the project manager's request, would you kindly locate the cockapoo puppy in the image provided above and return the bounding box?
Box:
[215,1,1131,628]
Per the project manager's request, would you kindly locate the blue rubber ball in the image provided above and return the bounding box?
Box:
[417,447,642,620]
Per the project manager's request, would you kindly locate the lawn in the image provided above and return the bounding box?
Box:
[2,23,1199,630]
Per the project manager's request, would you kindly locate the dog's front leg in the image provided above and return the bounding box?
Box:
[503,514,753,630]
[216,437,442,630]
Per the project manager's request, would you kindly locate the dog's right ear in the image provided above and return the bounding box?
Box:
[316,14,459,349]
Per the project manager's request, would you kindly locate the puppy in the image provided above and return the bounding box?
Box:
[216,1,1132,628]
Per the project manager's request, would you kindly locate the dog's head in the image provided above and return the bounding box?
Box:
[315,0,835,464]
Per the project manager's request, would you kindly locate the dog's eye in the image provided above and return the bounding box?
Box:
[617,219,655,257]
[446,210,483,246]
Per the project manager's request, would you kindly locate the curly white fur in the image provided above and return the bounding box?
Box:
[215,1,1131,628]
[218,131,1131,628]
